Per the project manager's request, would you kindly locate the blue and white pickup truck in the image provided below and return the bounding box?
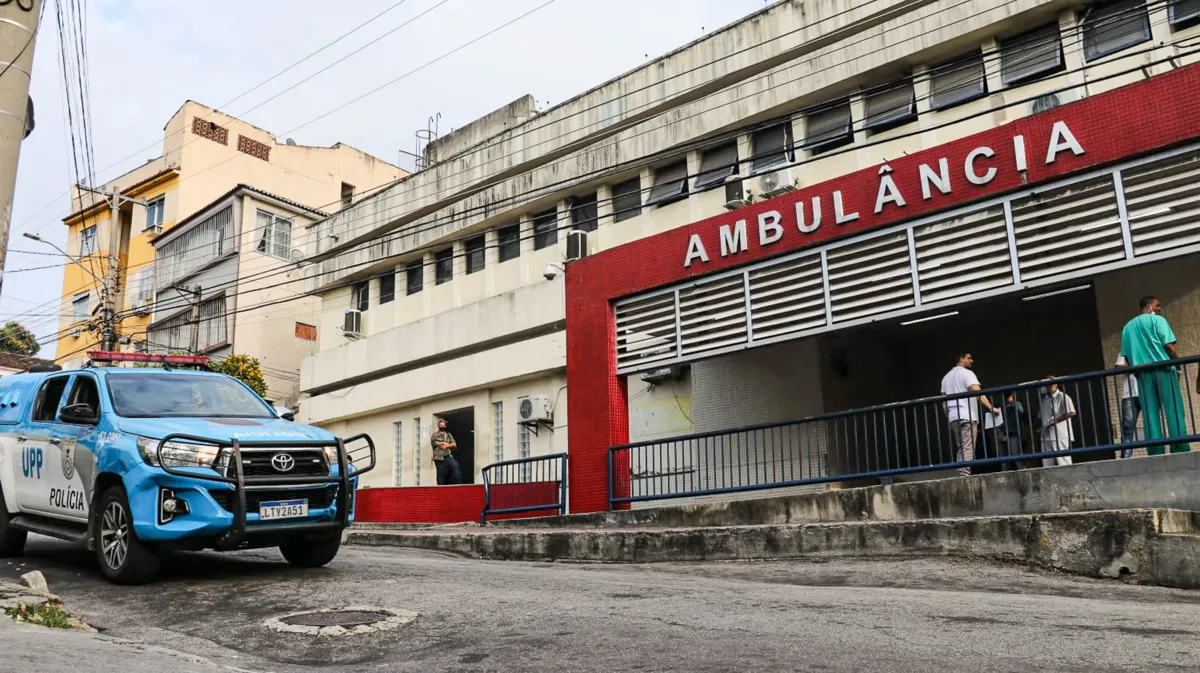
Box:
[0,356,374,584]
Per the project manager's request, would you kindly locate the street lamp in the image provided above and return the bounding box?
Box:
[22,232,105,284]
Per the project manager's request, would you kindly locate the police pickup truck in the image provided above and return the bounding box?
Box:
[0,353,374,584]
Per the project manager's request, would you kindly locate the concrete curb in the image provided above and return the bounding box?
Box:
[347,508,1200,587]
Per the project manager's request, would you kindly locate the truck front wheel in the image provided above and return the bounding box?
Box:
[95,486,159,585]
[280,533,341,568]
[0,486,27,557]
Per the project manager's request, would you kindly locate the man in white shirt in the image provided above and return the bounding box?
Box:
[940,352,1000,476]
[1114,354,1140,459]
[1039,376,1076,467]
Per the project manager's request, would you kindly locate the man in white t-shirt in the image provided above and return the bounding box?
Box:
[1114,354,1140,459]
[940,352,1000,477]
[1039,376,1076,467]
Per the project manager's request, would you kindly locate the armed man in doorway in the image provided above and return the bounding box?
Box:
[431,418,463,485]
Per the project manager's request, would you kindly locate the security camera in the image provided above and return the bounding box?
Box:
[543,262,564,281]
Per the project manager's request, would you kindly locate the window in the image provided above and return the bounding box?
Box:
[1082,0,1151,61]
[156,206,232,289]
[612,177,642,223]
[1171,0,1200,28]
[147,296,227,353]
[803,100,853,153]
[646,160,688,207]
[393,421,403,487]
[532,209,558,250]
[518,415,532,479]
[930,52,988,110]
[341,182,355,210]
[413,418,422,486]
[353,281,369,312]
[435,249,454,284]
[751,125,792,173]
[466,235,486,274]
[64,376,100,422]
[256,210,293,259]
[569,193,599,232]
[80,225,97,256]
[406,260,424,294]
[71,294,89,323]
[379,273,395,304]
[144,197,165,231]
[32,376,70,422]
[295,322,317,341]
[492,401,504,463]
[695,143,739,190]
[497,223,521,262]
[1000,25,1065,85]
[863,78,917,133]
[125,265,155,309]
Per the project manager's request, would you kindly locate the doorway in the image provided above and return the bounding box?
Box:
[437,407,476,484]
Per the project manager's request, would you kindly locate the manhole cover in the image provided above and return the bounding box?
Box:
[281,611,391,628]
[265,607,418,636]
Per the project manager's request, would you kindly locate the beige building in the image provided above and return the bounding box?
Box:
[299,0,1200,498]
[55,101,404,404]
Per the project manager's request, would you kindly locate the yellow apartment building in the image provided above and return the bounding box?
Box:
[55,101,404,404]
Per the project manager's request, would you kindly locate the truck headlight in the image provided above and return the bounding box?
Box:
[138,437,222,469]
[323,445,338,465]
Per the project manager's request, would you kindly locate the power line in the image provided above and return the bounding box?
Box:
[110,47,1199,345]
[132,5,1185,323]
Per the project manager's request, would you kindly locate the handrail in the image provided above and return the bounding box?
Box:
[480,453,568,524]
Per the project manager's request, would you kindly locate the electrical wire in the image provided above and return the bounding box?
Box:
[127,9,1193,325]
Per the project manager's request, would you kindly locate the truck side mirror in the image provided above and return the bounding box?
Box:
[274,406,295,422]
[60,402,98,425]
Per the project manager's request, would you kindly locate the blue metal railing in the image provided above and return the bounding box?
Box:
[609,356,1200,509]
[481,453,568,523]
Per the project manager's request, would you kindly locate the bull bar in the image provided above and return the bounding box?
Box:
[155,433,376,549]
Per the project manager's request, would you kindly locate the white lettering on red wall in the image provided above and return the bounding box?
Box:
[682,120,1087,267]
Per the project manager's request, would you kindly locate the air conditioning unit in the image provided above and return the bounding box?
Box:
[518,396,552,424]
[342,310,362,338]
[145,224,164,237]
[565,230,588,262]
[290,248,306,264]
[755,167,797,199]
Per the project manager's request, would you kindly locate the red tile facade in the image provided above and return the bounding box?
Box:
[565,63,1200,514]
[355,483,563,524]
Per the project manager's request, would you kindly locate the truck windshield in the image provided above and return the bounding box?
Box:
[107,373,275,418]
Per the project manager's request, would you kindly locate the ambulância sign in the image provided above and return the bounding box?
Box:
[683,120,1086,267]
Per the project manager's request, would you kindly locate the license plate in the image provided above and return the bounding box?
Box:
[259,499,308,520]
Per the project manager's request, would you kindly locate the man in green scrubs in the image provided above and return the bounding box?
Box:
[1118,296,1190,454]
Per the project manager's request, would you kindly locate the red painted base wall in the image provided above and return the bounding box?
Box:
[355,484,562,524]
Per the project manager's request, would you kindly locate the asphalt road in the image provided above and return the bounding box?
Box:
[2,535,1200,672]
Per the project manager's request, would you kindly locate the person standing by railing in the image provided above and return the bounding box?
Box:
[1118,296,1190,455]
[941,352,1001,476]
[1114,354,1141,459]
[1038,377,1076,467]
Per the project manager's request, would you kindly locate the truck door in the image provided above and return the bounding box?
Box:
[16,375,71,514]
[45,374,100,522]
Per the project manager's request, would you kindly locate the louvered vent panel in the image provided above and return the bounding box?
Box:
[826,232,914,322]
[914,205,1012,303]
[1011,175,1124,281]
[748,255,826,340]
[678,275,748,355]
[1121,149,1200,256]
[615,292,677,371]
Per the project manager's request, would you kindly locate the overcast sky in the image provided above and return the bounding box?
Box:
[5,0,768,357]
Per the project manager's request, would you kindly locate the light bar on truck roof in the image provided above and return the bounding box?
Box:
[88,351,209,366]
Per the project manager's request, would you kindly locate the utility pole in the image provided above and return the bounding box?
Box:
[100,188,121,351]
[0,0,42,300]
[187,285,202,354]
